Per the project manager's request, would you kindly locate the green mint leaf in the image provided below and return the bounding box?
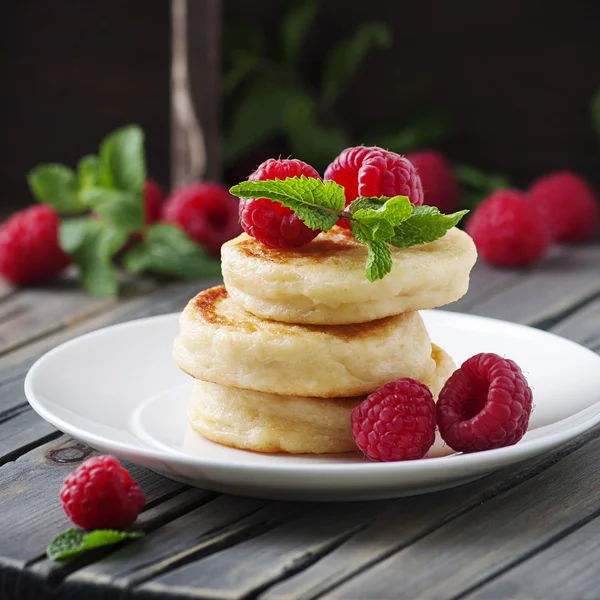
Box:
[60,219,127,297]
[80,187,144,233]
[77,155,100,191]
[123,224,221,280]
[229,176,345,232]
[280,0,318,68]
[389,206,469,248]
[98,125,146,194]
[27,164,85,214]
[351,221,393,282]
[351,195,412,228]
[47,528,143,561]
[321,22,391,106]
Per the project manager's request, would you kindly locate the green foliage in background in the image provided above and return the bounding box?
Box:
[222,0,453,172]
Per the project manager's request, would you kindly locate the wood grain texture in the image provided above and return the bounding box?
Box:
[443,260,523,314]
[324,436,600,600]
[467,244,600,327]
[464,514,600,600]
[137,503,387,600]
[0,436,182,567]
[550,296,600,352]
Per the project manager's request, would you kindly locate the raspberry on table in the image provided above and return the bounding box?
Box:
[529,171,599,243]
[436,353,533,453]
[466,189,550,268]
[0,205,70,286]
[351,378,436,461]
[143,178,165,225]
[239,158,322,248]
[407,149,460,213]
[325,146,423,229]
[60,455,146,530]
[162,182,241,256]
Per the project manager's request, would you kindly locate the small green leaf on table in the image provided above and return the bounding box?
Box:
[27,164,86,214]
[60,219,128,298]
[47,528,144,561]
[123,223,221,280]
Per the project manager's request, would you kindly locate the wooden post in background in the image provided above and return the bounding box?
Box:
[171,0,222,187]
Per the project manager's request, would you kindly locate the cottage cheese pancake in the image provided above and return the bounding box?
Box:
[173,286,436,398]
[187,345,455,454]
[221,227,477,325]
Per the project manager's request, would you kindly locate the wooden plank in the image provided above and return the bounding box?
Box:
[466,243,600,326]
[136,502,387,600]
[0,274,156,358]
[444,259,523,314]
[550,295,600,352]
[0,436,184,568]
[322,436,600,600]
[112,429,595,600]
[0,279,216,464]
[63,501,309,599]
[464,514,600,600]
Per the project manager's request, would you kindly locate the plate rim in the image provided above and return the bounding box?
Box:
[24,310,600,477]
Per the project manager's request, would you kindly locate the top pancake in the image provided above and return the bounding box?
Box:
[221,226,477,325]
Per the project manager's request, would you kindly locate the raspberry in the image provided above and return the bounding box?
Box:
[60,455,145,530]
[437,353,533,453]
[143,178,165,224]
[239,158,321,248]
[351,378,436,461]
[529,171,599,243]
[406,150,460,213]
[466,189,550,268]
[0,205,70,285]
[325,146,423,228]
[162,182,241,256]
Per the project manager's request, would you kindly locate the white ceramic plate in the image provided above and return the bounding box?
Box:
[24,311,600,501]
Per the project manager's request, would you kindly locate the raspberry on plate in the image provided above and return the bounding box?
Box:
[529,171,599,243]
[351,378,436,461]
[407,149,460,213]
[325,146,423,228]
[0,205,70,285]
[437,353,533,453]
[162,182,241,256]
[466,189,550,268]
[60,455,146,530]
[143,178,165,225]
[239,158,322,248]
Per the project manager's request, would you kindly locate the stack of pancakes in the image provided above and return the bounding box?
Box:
[173,226,477,454]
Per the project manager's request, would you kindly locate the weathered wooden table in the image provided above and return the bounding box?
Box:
[2,243,600,600]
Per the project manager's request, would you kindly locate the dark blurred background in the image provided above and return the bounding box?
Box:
[2,0,599,211]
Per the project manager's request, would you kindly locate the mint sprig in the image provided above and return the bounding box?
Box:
[26,124,220,297]
[230,176,346,231]
[229,177,468,282]
[47,528,144,561]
